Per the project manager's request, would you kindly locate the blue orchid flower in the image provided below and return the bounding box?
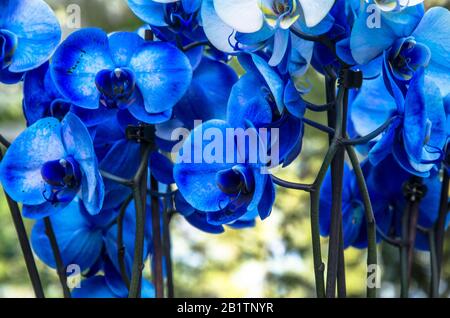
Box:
[31,193,155,279]
[0,0,61,84]
[319,155,448,250]
[23,62,115,128]
[319,160,398,249]
[176,190,258,233]
[349,2,424,65]
[351,68,447,177]
[338,3,450,95]
[128,0,202,26]
[382,7,450,98]
[230,53,305,167]
[73,261,155,298]
[155,56,238,151]
[174,57,238,129]
[393,174,449,252]
[50,28,193,125]
[73,275,154,298]
[128,0,206,46]
[201,0,328,70]
[103,199,153,277]
[31,198,116,272]
[99,139,141,210]
[365,156,449,251]
[174,120,276,225]
[0,113,105,218]
[371,0,424,12]
[212,0,335,33]
[22,62,72,126]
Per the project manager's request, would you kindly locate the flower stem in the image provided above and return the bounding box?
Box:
[399,176,424,298]
[305,101,334,112]
[346,144,378,298]
[343,117,394,146]
[117,194,133,288]
[407,201,420,278]
[128,183,145,298]
[303,118,335,136]
[271,175,314,192]
[429,229,439,298]
[162,187,174,298]
[434,169,449,294]
[307,70,339,298]
[44,217,71,298]
[1,143,45,298]
[325,84,347,298]
[5,195,45,298]
[150,175,165,298]
[0,134,11,148]
[182,41,210,52]
[128,144,151,298]
[310,139,340,298]
[337,228,347,298]
[400,201,411,298]
[100,170,134,187]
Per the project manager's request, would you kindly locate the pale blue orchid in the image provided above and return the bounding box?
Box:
[213,0,335,32]
[201,0,334,58]
[371,0,424,12]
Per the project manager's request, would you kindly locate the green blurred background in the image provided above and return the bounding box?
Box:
[0,0,449,298]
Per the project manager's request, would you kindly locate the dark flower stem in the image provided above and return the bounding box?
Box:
[0,147,44,298]
[346,144,378,298]
[162,188,174,298]
[376,225,403,247]
[44,217,71,298]
[343,117,394,146]
[129,183,145,298]
[400,201,411,298]
[303,118,335,136]
[117,194,133,288]
[5,193,45,298]
[310,137,340,298]
[271,175,314,192]
[100,170,134,187]
[407,201,420,278]
[182,41,210,52]
[305,101,334,112]
[128,144,151,298]
[429,229,439,298]
[400,177,426,298]
[0,134,11,148]
[307,70,339,298]
[290,27,339,62]
[337,228,347,298]
[150,175,165,298]
[325,83,347,298]
[434,169,449,294]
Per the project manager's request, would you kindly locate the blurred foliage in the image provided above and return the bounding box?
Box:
[0,0,449,298]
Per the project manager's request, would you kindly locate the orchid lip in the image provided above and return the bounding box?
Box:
[95,67,137,109]
[389,38,431,81]
[0,29,18,70]
[260,0,299,29]
[216,165,255,199]
[165,3,195,31]
[49,99,72,121]
[41,156,82,204]
[374,0,408,12]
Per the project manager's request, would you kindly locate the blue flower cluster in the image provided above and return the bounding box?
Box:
[0,0,448,297]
